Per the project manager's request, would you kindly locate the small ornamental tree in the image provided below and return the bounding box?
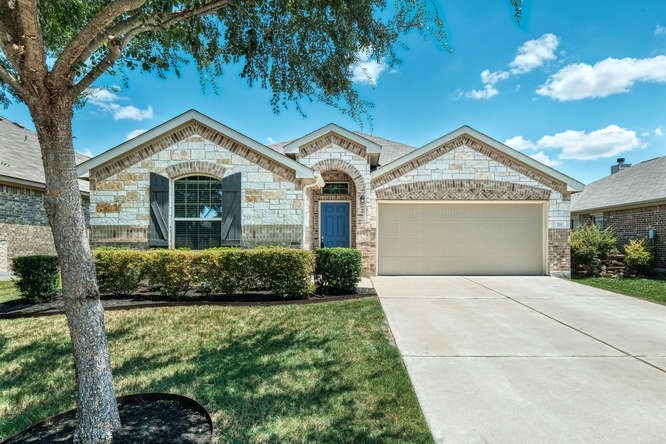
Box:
[0,0,521,441]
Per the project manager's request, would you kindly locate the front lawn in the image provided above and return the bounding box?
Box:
[0,298,431,442]
[0,281,19,304]
[574,276,666,306]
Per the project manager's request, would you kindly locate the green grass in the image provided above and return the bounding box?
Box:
[0,281,20,303]
[0,298,431,443]
[574,276,666,305]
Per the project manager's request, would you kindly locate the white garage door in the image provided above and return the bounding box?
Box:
[378,202,545,275]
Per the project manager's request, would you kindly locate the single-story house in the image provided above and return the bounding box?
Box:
[77,109,583,277]
[0,117,89,273]
[571,156,666,270]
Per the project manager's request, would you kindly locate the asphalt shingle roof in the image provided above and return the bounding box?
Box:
[571,156,666,212]
[268,131,417,165]
[0,117,89,193]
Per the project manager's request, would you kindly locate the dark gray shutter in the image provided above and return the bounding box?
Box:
[149,173,169,247]
[222,172,241,245]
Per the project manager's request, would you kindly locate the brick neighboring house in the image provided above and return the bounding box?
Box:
[77,109,583,277]
[0,117,89,273]
[571,157,666,270]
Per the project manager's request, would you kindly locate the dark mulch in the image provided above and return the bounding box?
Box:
[0,285,376,319]
[5,396,211,444]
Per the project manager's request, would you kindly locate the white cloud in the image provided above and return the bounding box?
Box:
[86,87,154,121]
[537,55,666,101]
[77,148,93,157]
[655,127,663,136]
[538,125,643,160]
[266,136,277,145]
[465,34,559,99]
[126,129,147,140]
[530,151,560,167]
[504,135,537,152]
[113,105,153,121]
[656,25,666,36]
[350,50,387,86]
[505,124,644,162]
[465,83,499,100]
[509,33,560,74]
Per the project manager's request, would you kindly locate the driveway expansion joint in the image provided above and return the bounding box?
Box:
[464,277,666,374]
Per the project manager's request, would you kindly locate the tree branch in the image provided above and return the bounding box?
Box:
[15,0,46,79]
[51,0,147,82]
[0,63,23,96]
[71,0,232,98]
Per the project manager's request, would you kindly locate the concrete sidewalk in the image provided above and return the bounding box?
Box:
[374,276,666,443]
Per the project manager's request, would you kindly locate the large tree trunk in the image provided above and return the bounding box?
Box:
[29,96,121,443]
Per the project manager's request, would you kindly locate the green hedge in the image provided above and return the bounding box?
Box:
[94,247,316,299]
[315,248,363,294]
[571,224,617,276]
[11,255,60,302]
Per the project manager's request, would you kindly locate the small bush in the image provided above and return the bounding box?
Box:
[254,247,315,298]
[144,249,198,297]
[624,239,653,272]
[315,248,363,295]
[95,248,145,296]
[11,255,60,302]
[571,224,617,276]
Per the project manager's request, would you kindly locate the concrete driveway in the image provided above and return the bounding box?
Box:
[373,276,666,444]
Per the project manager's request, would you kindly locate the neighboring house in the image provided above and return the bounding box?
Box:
[571,157,666,270]
[77,109,583,277]
[0,117,90,272]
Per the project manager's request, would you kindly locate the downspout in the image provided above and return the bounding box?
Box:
[301,171,325,249]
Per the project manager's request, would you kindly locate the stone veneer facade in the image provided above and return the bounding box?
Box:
[90,123,304,249]
[87,122,573,277]
[371,136,571,277]
[0,183,89,272]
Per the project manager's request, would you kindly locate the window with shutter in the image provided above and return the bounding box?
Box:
[173,175,223,249]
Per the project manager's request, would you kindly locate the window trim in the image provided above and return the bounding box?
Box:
[322,181,350,195]
[169,174,223,249]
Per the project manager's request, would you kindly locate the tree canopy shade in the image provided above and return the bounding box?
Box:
[0,0,521,442]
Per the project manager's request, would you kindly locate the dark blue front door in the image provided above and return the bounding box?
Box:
[320,202,350,248]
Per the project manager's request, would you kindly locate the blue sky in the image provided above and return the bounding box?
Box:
[3,0,666,184]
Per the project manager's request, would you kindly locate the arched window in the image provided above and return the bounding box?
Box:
[173,175,222,249]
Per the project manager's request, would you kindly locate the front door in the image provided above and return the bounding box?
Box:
[320,202,350,248]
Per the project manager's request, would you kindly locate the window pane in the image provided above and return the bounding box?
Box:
[174,176,223,218]
[322,183,349,195]
[175,220,221,249]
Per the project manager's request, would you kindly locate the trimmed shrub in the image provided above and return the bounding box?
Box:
[315,248,363,295]
[144,249,198,297]
[571,224,617,276]
[197,247,315,298]
[253,247,315,298]
[95,248,145,296]
[624,239,653,273]
[11,255,60,302]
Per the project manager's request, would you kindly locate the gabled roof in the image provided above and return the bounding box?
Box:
[371,125,584,192]
[77,109,315,179]
[353,131,417,165]
[571,156,666,213]
[281,123,382,155]
[0,117,90,193]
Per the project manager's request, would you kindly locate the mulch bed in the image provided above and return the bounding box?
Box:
[0,286,376,319]
[4,393,212,444]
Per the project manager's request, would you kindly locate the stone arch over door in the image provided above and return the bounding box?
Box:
[309,159,368,251]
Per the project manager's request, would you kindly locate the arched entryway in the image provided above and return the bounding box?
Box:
[311,170,357,248]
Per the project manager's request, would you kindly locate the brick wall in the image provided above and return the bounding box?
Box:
[0,184,90,272]
[604,204,666,269]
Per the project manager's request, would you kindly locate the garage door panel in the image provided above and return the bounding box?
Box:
[378,203,544,275]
